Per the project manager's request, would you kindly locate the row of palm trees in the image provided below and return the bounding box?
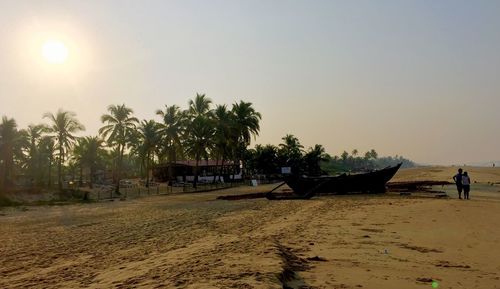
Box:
[0,94,262,193]
[245,134,331,176]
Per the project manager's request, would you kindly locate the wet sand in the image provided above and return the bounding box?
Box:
[1,168,500,288]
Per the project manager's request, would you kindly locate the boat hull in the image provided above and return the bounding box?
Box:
[285,163,402,195]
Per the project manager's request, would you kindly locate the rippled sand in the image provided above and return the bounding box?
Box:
[1,168,500,288]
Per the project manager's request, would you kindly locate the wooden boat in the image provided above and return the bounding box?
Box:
[267,163,401,199]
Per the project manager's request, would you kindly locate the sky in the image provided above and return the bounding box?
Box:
[0,0,499,165]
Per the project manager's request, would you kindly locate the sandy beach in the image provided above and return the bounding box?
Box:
[1,167,500,289]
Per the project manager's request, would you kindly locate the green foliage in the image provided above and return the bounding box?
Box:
[321,149,415,174]
[246,138,415,177]
[245,135,328,176]
[156,104,186,164]
[2,97,417,194]
[131,120,161,186]
[1,94,264,192]
[43,109,85,190]
[99,104,138,193]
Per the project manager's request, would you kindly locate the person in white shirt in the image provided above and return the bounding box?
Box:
[462,171,471,200]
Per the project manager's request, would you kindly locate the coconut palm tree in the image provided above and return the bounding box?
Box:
[253,144,279,176]
[156,105,186,180]
[231,101,261,146]
[184,116,215,188]
[72,136,104,189]
[83,136,105,188]
[24,124,48,184]
[134,120,161,187]
[184,94,215,188]
[230,101,261,177]
[43,109,85,191]
[38,136,56,187]
[72,138,87,187]
[278,134,304,175]
[304,144,330,176]
[0,116,21,190]
[212,104,234,182]
[99,104,138,194]
[188,93,213,117]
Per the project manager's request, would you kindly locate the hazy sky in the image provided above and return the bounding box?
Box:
[1,0,499,165]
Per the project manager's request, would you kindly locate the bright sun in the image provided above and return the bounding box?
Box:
[41,40,69,64]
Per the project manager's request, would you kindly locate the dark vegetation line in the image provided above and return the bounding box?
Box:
[0,93,414,196]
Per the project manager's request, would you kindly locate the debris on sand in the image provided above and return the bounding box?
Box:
[306,256,328,262]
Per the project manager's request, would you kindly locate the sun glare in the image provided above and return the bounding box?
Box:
[41,40,68,64]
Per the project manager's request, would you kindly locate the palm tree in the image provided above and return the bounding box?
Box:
[134,120,161,187]
[231,101,262,146]
[184,116,215,188]
[24,124,48,184]
[185,94,214,188]
[72,138,86,186]
[0,116,21,190]
[231,101,261,177]
[84,137,104,188]
[156,105,186,181]
[188,93,213,117]
[351,149,359,170]
[278,134,304,175]
[43,109,85,191]
[99,104,138,194]
[38,136,56,187]
[253,144,279,176]
[72,136,104,189]
[304,144,330,176]
[213,104,233,182]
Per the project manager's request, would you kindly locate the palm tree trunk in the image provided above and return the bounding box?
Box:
[232,157,237,184]
[193,157,199,189]
[1,162,6,190]
[48,156,52,187]
[89,165,94,189]
[218,153,225,183]
[139,158,144,178]
[79,165,83,187]
[168,147,174,183]
[146,151,151,187]
[213,156,219,184]
[115,144,123,194]
[58,143,63,191]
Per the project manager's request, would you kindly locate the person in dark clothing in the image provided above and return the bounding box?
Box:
[462,171,471,200]
[453,168,463,199]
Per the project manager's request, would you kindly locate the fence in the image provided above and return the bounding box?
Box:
[88,181,241,201]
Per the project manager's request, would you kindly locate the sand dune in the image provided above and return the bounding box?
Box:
[1,168,500,288]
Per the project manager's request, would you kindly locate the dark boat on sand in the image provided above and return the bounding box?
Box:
[266,163,402,200]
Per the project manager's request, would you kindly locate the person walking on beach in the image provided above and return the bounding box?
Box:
[453,168,463,199]
[462,171,471,200]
